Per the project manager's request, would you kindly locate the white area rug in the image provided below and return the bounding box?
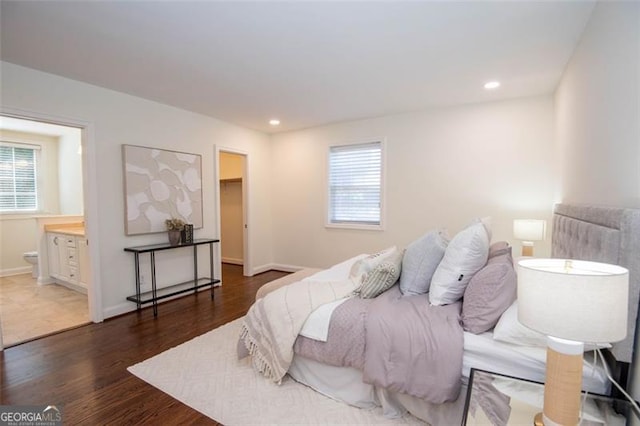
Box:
[128,318,422,425]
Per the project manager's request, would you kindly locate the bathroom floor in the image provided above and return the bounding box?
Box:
[0,273,89,347]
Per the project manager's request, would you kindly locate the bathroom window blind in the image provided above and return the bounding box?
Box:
[0,144,38,212]
[328,141,383,228]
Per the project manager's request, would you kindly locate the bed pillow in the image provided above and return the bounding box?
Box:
[358,248,403,299]
[461,248,516,333]
[399,230,448,296]
[349,246,397,287]
[429,219,490,306]
[488,241,511,259]
[493,301,612,351]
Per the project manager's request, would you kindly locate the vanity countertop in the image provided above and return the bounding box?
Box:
[44,223,85,237]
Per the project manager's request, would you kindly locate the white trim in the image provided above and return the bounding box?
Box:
[0,107,104,324]
[103,286,221,319]
[0,266,31,277]
[0,140,42,150]
[222,257,243,265]
[252,263,307,274]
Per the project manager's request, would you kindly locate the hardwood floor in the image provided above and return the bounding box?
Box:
[0,264,289,425]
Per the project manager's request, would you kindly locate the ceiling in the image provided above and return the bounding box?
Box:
[0,1,595,134]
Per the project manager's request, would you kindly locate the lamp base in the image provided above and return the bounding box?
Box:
[542,337,584,426]
[521,242,534,257]
[533,412,543,426]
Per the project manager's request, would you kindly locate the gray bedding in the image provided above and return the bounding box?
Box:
[293,294,371,370]
[294,285,464,404]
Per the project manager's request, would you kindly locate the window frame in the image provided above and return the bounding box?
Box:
[325,139,386,231]
[0,141,41,214]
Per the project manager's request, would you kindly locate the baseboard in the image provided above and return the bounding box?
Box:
[0,266,31,277]
[103,285,222,319]
[222,257,244,265]
[252,263,307,275]
[103,302,137,319]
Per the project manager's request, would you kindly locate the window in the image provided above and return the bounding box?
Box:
[327,141,383,229]
[0,143,39,212]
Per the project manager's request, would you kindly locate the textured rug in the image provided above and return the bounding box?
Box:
[128,318,422,425]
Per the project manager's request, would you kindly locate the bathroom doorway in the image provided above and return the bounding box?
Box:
[217,148,249,277]
[0,115,90,347]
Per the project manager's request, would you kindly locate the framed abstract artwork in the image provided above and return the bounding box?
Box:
[122,144,203,235]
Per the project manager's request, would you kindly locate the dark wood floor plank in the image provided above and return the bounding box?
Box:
[0,264,289,425]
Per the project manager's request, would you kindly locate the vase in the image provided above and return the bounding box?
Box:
[168,230,181,246]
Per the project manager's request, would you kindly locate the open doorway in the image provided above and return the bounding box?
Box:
[0,115,91,348]
[217,149,249,277]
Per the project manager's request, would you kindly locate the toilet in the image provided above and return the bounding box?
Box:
[23,251,38,278]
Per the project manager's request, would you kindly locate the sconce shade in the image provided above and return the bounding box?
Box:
[517,258,628,344]
[513,219,546,242]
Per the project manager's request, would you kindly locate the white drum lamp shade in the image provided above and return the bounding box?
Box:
[517,258,628,425]
[513,219,546,256]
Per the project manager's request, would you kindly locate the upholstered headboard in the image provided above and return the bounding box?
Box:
[552,203,640,363]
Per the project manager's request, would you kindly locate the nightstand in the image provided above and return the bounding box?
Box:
[462,369,638,425]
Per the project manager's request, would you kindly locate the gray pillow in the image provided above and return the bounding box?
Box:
[358,249,404,299]
[399,230,448,295]
[488,241,510,259]
[461,249,517,333]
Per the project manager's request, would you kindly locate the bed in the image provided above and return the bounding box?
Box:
[241,203,640,424]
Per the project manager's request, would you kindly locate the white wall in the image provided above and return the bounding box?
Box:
[0,217,37,275]
[57,129,84,215]
[270,95,556,269]
[555,1,640,208]
[554,0,640,400]
[1,61,273,318]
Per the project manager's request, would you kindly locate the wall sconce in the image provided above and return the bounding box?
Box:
[517,258,628,425]
[513,219,546,257]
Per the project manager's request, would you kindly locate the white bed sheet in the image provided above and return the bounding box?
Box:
[463,331,609,395]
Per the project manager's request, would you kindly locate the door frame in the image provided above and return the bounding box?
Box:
[0,107,104,327]
[215,146,250,276]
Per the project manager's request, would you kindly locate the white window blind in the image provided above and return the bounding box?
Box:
[328,141,382,227]
[0,144,38,212]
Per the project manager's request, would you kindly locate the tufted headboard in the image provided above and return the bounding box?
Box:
[552,203,640,363]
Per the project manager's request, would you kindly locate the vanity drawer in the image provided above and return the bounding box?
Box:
[67,248,78,266]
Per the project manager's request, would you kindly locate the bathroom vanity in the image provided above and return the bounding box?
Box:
[45,223,89,293]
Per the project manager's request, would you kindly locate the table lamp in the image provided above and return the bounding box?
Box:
[513,219,546,256]
[517,258,628,426]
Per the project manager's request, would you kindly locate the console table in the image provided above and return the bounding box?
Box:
[125,238,220,317]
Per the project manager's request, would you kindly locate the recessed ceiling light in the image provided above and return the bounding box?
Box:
[484,81,501,90]
[269,119,280,126]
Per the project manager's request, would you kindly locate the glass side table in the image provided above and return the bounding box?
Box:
[462,368,639,426]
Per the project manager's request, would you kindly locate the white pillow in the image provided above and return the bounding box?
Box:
[493,301,612,351]
[429,219,490,305]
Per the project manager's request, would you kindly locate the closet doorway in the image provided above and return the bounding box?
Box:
[218,150,249,276]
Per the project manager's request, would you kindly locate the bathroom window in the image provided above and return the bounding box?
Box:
[0,142,39,212]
